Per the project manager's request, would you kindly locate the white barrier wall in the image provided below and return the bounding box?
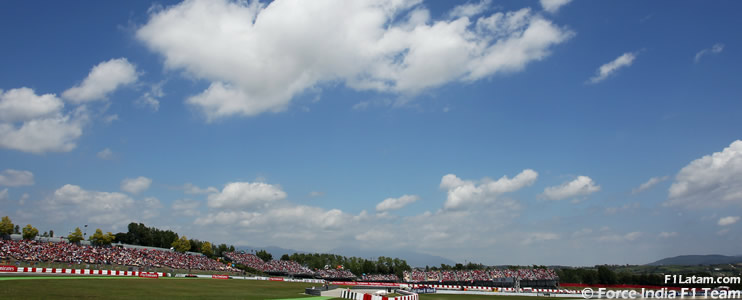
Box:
[1,266,165,277]
[340,289,419,300]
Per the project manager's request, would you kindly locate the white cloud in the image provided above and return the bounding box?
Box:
[540,0,572,13]
[658,231,678,238]
[718,216,740,226]
[182,183,218,195]
[665,140,742,208]
[62,58,138,103]
[136,82,164,112]
[632,176,668,194]
[19,193,29,206]
[588,52,637,84]
[172,199,201,217]
[207,181,287,209]
[376,194,420,211]
[0,87,63,123]
[0,169,34,187]
[440,169,538,210]
[694,43,724,63]
[0,88,86,154]
[137,0,573,121]
[97,148,114,160]
[45,184,136,225]
[0,188,7,202]
[449,0,490,18]
[120,176,152,194]
[543,175,600,200]
[142,197,163,220]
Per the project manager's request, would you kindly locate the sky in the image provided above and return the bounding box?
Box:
[0,0,741,266]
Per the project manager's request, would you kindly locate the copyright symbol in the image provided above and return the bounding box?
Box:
[582,288,594,299]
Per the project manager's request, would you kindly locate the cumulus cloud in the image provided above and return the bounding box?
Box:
[120,176,152,194]
[376,194,420,211]
[718,216,740,226]
[97,148,114,160]
[45,184,136,225]
[0,88,86,154]
[0,188,7,202]
[0,169,34,187]
[0,87,63,123]
[172,199,201,217]
[694,43,724,63]
[543,175,600,201]
[665,140,742,208]
[137,0,573,121]
[540,0,572,13]
[632,176,668,194]
[440,169,538,210]
[62,58,138,103]
[588,52,637,84]
[207,181,287,209]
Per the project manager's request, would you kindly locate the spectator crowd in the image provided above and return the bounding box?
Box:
[403,268,558,282]
[0,240,238,272]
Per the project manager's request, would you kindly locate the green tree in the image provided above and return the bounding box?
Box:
[171,235,191,253]
[280,254,290,261]
[89,229,115,246]
[22,224,39,240]
[49,230,54,238]
[14,225,20,234]
[201,241,213,257]
[256,249,273,262]
[597,265,617,284]
[68,227,84,243]
[0,216,13,237]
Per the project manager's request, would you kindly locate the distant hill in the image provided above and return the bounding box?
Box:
[648,255,742,266]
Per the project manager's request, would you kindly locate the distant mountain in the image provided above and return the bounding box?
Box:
[648,255,742,266]
[328,246,456,268]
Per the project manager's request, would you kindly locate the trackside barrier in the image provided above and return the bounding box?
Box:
[0,265,166,277]
[340,289,418,300]
[409,284,578,294]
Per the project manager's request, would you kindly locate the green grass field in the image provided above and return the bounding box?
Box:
[0,277,321,300]
[0,276,570,300]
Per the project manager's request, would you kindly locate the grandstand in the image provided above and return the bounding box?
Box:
[1,238,558,288]
[0,239,238,273]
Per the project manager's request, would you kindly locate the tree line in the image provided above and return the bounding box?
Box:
[287,253,412,278]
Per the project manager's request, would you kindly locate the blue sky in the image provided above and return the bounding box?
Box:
[1,0,741,266]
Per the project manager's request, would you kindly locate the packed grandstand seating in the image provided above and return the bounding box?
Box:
[265,259,313,274]
[315,268,356,279]
[0,240,238,272]
[1,240,558,283]
[223,252,267,271]
[403,268,558,282]
[361,274,399,281]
